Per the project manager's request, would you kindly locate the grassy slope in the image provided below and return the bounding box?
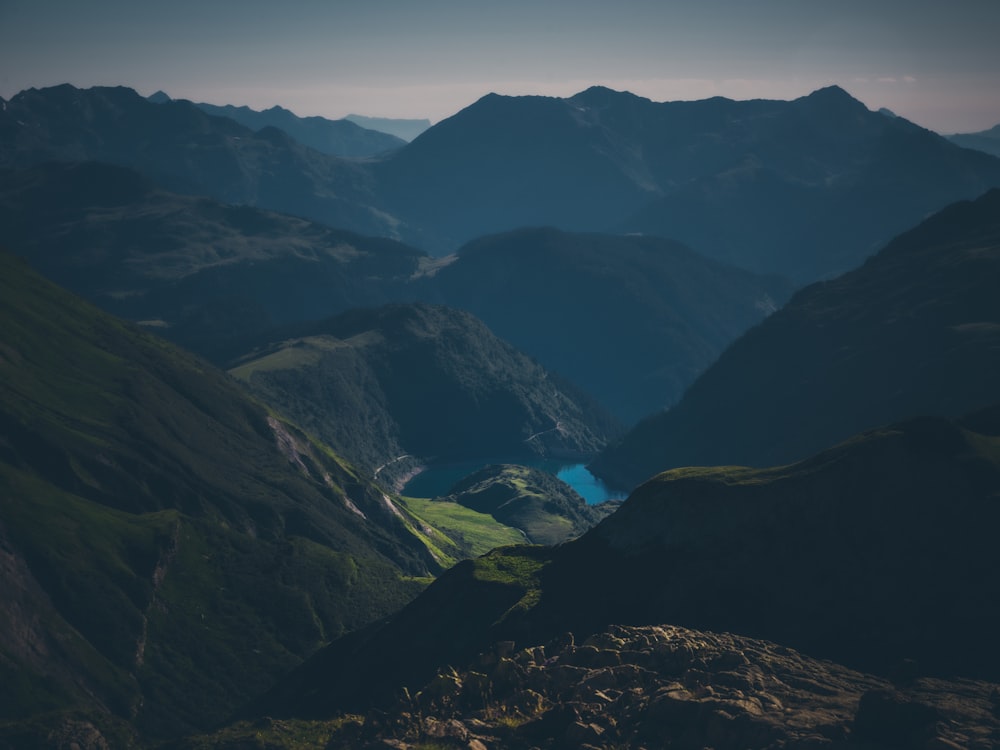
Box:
[0,252,438,741]
[398,496,526,558]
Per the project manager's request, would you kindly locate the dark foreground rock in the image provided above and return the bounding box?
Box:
[321,624,1000,750]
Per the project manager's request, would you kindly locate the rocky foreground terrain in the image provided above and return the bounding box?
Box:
[29,612,1000,749]
[300,623,1000,750]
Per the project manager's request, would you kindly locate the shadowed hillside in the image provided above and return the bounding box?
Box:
[424,227,792,423]
[593,188,1000,489]
[0,161,425,362]
[230,303,622,486]
[0,253,450,741]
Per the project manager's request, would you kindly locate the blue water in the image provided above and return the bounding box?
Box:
[402,459,626,505]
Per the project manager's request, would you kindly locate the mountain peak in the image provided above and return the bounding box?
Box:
[799,84,866,110]
[569,85,645,108]
[147,90,171,104]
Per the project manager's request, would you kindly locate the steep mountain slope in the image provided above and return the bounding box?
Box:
[593,188,1000,489]
[259,407,1000,720]
[0,161,425,362]
[187,98,407,157]
[949,123,1000,158]
[0,84,399,238]
[0,253,445,741]
[376,85,1000,279]
[425,227,792,423]
[230,303,622,486]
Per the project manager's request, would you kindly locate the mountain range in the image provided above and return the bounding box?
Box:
[182,97,408,157]
[374,84,1000,280]
[593,187,1000,489]
[4,77,1000,749]
[0,161,788,424]
[0,84,392,237]
[5,83,1000,285]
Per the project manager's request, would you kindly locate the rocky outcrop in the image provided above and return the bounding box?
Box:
[323,624,1000,749]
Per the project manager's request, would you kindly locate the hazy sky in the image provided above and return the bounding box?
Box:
[2,0,999,133]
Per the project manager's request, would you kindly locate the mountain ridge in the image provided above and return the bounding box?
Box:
[592,187,1000,488]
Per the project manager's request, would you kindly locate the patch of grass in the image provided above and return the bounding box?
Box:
[472,547,547,587]
[176,715,361,750]
[400,496,525,557]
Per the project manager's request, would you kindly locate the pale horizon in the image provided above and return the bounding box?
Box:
[3,0,999,135]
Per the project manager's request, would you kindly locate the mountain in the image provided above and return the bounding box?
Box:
[593,188,1000,489]
[186,98,408,157]
[0,252,461,742]
[8,84,997,284]
[424,227,793,424]
[375,85,1000,280]
[0,161,425,363]
[258,407,1000,724]
[442,464,620,545]
[230,303,622,487]
[0,84,400,238]
[344,113,432,142]
[948,123,1000,158]
[0,163,791,426]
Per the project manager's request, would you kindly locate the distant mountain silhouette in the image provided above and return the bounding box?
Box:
[375,85,1000,280]
[183,97,407,157]
[0,84,401,238]
[593,188,1000,489]
[948,123,1000,158]
[422,227,792,423]
[345,113,431,142]
[6,84,998,283]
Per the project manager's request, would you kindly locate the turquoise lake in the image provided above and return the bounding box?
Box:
[401,459,627,505]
